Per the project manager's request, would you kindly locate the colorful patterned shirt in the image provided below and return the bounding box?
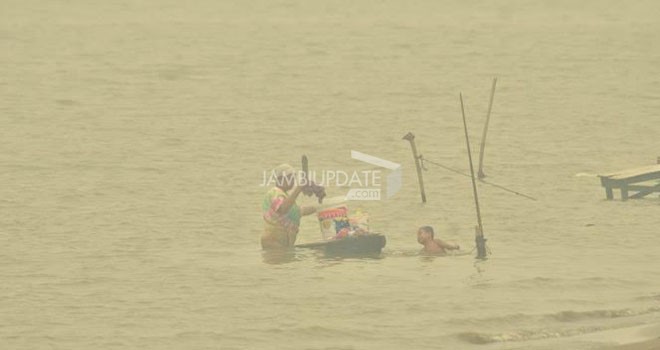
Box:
[262,187,301,245]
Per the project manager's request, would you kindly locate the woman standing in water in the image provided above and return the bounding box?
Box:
[261,164,318,250]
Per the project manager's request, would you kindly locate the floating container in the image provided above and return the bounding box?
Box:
[317,205,349,240]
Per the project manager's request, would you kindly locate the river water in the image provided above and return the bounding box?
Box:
[1,0,659,349]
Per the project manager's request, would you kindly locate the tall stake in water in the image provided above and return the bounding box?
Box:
[402,132,427,203]
[477,77,497,180]
[460,93,488,259]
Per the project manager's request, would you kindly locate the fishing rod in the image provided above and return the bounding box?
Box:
[460,93,488,260]
[477,78,497,180]
[419,157,537,201]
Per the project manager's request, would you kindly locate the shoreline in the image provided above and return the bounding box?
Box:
[577,323,660,350]
[606,338,660,350]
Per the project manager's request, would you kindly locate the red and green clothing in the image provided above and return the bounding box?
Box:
[262,187,301,247]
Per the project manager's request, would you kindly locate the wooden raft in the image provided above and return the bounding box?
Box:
[599,164,660,200]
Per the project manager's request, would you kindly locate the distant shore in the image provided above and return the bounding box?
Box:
[607,338,660,350]
[582,323,660,350]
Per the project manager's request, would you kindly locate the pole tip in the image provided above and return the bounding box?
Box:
[402,132,414,141]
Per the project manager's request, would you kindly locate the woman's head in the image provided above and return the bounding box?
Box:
[273,163,297,191]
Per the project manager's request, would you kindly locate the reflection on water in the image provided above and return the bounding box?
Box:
[260,246,386,264]
[260,248,301,265]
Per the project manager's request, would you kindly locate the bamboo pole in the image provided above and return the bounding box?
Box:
[402,132,427,203]
[460,94,488,259]
[477,78,497,180]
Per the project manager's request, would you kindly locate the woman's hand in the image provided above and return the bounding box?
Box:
[301,206,317,216]
[301,181,326,203]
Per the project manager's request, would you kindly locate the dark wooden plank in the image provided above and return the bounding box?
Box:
[295,241,331,249]
[295,233,386,255]
[629,183,660,199]
[627,184,660,191]
[605,186,614,200]
[599,165,660,200]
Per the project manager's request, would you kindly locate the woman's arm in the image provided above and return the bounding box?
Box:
[276,186,303,216]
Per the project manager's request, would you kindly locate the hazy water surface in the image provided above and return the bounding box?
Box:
[1,1,659,349]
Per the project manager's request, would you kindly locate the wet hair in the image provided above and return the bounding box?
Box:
[419,226,434,238]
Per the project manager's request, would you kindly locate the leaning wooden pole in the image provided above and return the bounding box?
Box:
[301,155,309,185]
[402,132,427,203]
[460,94,488,259]
[477,77,497,180]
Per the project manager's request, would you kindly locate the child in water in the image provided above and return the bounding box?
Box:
[417,226,460,255]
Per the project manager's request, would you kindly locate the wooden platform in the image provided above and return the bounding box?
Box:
[599,164,660,200]
[295,233,386,257]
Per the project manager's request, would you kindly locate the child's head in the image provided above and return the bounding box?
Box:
[417,226,434,244]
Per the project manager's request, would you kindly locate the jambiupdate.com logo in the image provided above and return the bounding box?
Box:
[260,150,401,201]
